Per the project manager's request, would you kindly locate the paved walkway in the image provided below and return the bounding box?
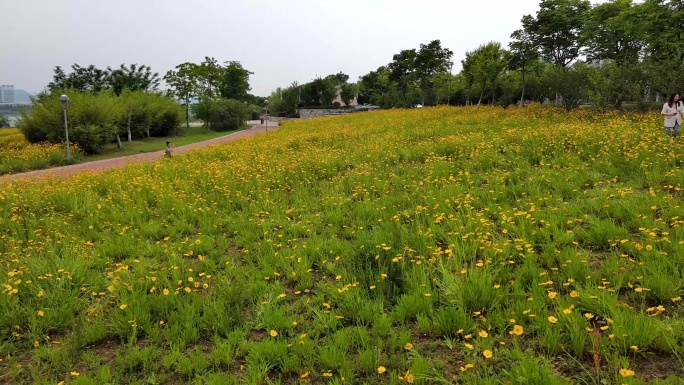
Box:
[2,120,279,182]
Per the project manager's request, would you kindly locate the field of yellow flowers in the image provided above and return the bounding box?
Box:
[1,105,684,384]
[0,128,82,175]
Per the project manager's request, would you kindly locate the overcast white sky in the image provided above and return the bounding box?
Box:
[1,0,604,96]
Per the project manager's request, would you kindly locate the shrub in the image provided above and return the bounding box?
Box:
[194,98,249,131]
[19,90,122,154]
[20,90,183,154]
[117,91,183,139]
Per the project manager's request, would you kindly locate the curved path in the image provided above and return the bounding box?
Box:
[2,120,279,182]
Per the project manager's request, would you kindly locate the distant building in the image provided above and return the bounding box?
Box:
[0,85,15,103]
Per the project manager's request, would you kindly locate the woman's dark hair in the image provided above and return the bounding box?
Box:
[668,93,680,108]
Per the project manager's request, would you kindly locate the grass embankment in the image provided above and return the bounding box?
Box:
[0,124,248,175]
[1,106,684,384]
[87,125,248,162]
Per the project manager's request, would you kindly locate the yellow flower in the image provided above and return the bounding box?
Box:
[119,304,127,310]
[323,372,333,377]
[619,368,635,377]
[404,342,413,350]
[584,313,594,320]
[478,330,489,338]
[163,288,169,295]
[570,290,579,298]
[300,371,310,379]
[377,366,387,374]
[510,325,524,336]
[270,330,278,337]
[405,372,415,383]
[548,316,558,324]
[630,345,639,352]
[37,310,44,317]
[71,372,80,376]
[547,291,557,299]
[483,350,493,359]
[465,343,474,350]
[563,307,573,315]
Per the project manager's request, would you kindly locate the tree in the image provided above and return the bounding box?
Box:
[639,0,684,63]
[107,64,160,96]
[0,113,9,128]
[461,42,506,105]
[219,61,253,101]
[388,49,418,105]
[359,66,391,106]
[414,40,453,106]
[522,0,591,67]
[583,0,643,66]
[164,62,199,128]
[48,64,110,93]
[555,62,591,110]
[195,57,224,130]
[339,83,358,107]
[507,29,539,103]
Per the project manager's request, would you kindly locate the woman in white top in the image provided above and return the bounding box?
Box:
[662,93,683,138]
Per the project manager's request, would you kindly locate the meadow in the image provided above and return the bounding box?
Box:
[1,106,684,384]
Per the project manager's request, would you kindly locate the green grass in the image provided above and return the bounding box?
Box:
[86,124,250,162]
[2,106,684,384]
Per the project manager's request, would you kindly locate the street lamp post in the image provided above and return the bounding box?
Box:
[264,100,269,132]
[59,95,71,160]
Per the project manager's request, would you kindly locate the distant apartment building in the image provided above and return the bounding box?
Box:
[0,85,15,103]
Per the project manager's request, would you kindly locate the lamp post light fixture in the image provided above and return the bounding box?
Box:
[59,94,71,160]
[264,100,269,132]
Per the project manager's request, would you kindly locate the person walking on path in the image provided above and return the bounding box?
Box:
[260,114,265,125]
[662,93,683,138]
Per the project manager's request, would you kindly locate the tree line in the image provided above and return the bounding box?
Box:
[20,58,263,153]
[272,0,683,112]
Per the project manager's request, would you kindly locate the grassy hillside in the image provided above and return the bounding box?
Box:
[1,106,684,384]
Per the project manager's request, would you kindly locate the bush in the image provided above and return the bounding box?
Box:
[19,90,183,154]
[19,90,121,154]
[194,98,249,131]
[117,91,183,139]
[70,124,118,154]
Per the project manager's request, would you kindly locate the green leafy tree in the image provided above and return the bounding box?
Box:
[107,64,160,96]
[522,0,591,67]
[461,42,506,105]
[388,49,418,105]
[414,40,453,106]
[639,0,684,62]
[219,61,253,101]
[339,83,358,107]
[164,62,199,128]
[583,0,643,66]
[359,66,392,107]
[48,64,110,93]
[507,29,539,103]
[555,62,591,110]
